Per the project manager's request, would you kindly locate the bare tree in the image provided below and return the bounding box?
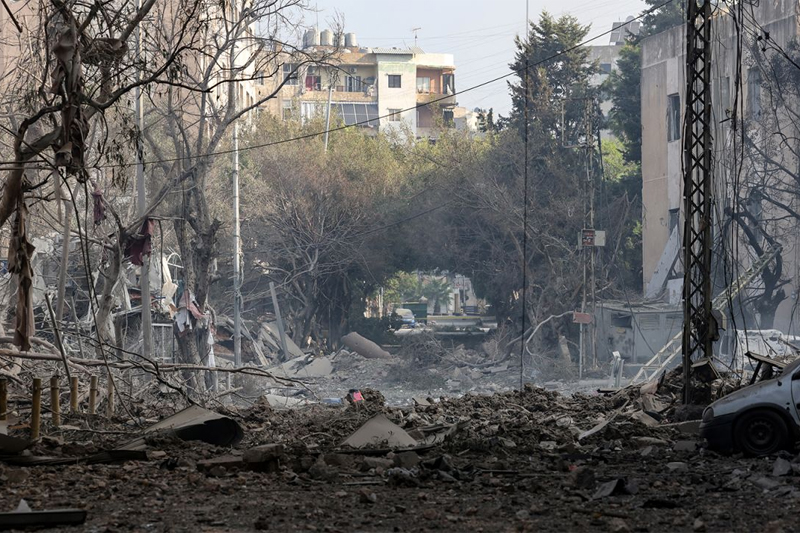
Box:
[0,0,207,352]
[140,0,331,377]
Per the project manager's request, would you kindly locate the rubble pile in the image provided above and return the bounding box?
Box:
[2,376,800,531]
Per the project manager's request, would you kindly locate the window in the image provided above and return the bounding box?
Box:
[345,76,362,92]
[282,102,293,121]
[667,93,681,142]
[282,63,298,85]
[388,74,401,88]
[305,75,321,91]
[600,63,612,74]
[416,77,431,93]
[443,109,454,126]
[442,73,455,94]
[388,108,402,122]
[748,68,761,119]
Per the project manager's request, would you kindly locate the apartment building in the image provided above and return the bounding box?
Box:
[260,29,459,139]
[640,1,800,332]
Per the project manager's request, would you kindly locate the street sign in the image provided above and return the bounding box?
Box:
[578,229,606,247]
[573,312,593,324]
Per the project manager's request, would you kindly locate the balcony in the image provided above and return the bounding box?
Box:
[299,89,377,103]
[416,91,456,107]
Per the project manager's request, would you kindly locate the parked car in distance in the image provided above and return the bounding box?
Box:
[700,357,800,456]
[394,308,416,328]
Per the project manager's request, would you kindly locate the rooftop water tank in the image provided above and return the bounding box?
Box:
[344,32,358,48]
[320,29,333,46]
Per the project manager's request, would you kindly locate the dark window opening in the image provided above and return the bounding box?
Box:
[667,93,681,142]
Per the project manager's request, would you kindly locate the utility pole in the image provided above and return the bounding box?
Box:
[586,98,597,370]
[232,0,242,368]
[323,66,338,152]
[233,105,241,367]
[323,82,333,152]
[135,0,153,361]
[682,0,714,403]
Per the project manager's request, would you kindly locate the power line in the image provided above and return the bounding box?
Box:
[69,0,675,171]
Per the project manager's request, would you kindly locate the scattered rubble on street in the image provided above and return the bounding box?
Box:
[2,349,800,531]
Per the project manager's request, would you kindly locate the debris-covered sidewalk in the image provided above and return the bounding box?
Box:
[1,382,799,532]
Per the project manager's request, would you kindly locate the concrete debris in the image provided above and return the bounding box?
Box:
[118,405,243,450]
[666,462,689,473]
[260,394,314,409]
[341,414,417,449]
[0,500,86,530]
[773,457,792,477]
[341,332,392,360]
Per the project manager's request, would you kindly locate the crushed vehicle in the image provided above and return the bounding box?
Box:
[700,355,800,456]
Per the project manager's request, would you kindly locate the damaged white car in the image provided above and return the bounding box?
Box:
[700,357,800,456]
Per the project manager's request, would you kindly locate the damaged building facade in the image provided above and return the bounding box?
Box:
[598,1,800,371]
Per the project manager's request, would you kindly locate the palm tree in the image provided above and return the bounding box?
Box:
[422,278,453,315]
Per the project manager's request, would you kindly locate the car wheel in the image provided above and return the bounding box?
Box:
[734,409,790,456]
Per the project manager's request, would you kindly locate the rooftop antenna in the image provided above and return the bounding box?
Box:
[411,27,421,47]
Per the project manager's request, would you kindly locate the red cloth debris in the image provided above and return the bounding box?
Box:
[125,218,154,266]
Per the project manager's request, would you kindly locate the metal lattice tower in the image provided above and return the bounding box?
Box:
[681,0,714,403]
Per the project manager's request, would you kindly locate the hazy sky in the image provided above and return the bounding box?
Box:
[308,0,646,116]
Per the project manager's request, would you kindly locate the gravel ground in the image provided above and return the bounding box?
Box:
[1,383,799,532]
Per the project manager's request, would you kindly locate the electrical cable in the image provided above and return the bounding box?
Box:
[43,0,676,172]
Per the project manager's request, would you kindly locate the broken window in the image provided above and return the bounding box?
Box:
[388,74,401,88]
[667,93,681,142]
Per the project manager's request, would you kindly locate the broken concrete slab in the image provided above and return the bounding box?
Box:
[197,456,245,472]
[666,462,688,473]
[260,322,305,359]
[750,475,781,491]
[261,394,314,409]
[118,405,244,450]
[0,500,86,530]
[341,332,392,360]
[773,458,792,477]
[393,451,421,469]
[243,444,284,464]
[592,479,625,499]
[673,440,699,453]
[270,356,333,379]
[342,414,417,449]
[630,411,659,427]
